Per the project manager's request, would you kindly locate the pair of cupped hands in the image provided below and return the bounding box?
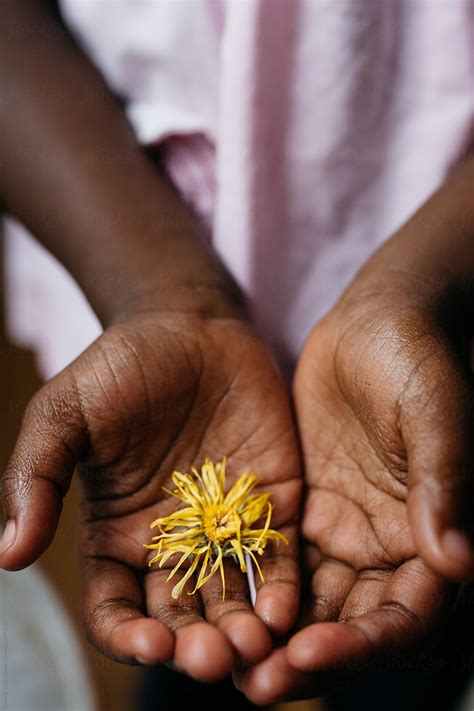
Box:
[1,192,474,706]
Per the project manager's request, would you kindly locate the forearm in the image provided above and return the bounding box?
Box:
[346,157,474,302]
[0,0,241,325]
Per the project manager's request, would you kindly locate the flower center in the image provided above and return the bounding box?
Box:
[203,504,241,544]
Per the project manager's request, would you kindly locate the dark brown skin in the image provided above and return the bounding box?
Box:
[237,160,474,703]
[1,0,474,699]
[0,0,301,681]
[1,310,301,679]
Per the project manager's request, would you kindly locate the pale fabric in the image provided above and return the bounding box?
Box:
[0,563,94,711]
[4,0,474,379]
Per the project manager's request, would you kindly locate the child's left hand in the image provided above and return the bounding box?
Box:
[236,159,474,703]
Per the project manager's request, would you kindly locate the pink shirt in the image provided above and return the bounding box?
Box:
[5,0,474,378]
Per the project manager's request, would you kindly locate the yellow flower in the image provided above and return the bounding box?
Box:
[145,458,287,600]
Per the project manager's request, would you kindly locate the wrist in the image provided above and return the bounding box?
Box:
[338,157,474,313]
[107,273,247,328]
[37,151,246,327]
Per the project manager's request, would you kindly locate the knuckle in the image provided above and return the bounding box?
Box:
[1,454,35,506]
[311,593,340,621]
[22,379,85,467]
[86,596,133,626]
[380,600,425,637]
[27,379,78,431]
[155,603,199,629]
[0,466,27,508]
[83,596,138,650]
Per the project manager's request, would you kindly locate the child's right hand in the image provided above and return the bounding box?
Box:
[0,1,303,682]
[0,306,301,681]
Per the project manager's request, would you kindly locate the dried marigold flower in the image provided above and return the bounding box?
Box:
[145,458,287,600]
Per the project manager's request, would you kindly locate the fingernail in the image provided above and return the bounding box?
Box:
[441,529,473,564]
[0,520,16,556]
[135,656,153,665]
[232,670,244,692]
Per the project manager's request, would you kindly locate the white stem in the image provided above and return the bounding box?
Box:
[245,552,257,607]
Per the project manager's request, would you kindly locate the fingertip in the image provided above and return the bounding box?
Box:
[0,517,45,572]
[133,620,175,664]
[0,480,63,571]
[287,627,320,671]
[219,611,272,664]
[410,497,474,580]
[110,618,174,664]
[0,520,17,566]
[408,488,474,581]
[255,581,299,637]
[233,648,307,706]
[437,529,474,581]
[287,623,361,671]
[175,622,235,681]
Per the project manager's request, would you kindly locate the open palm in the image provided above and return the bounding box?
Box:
[0,311,301,681]
[238,299,469,703]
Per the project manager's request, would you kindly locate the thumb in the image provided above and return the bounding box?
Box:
[0,374,86,570]
[403,353,474,582]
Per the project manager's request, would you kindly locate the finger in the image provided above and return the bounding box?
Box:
[83,556,174,665]
[340,568,391,619]
[255,520,300,637]
[0,377,85,570]
[226,442,302,637]
[145,567,235,681]
[402,349,474,580]
[199,558,272,664]
[233,648,337,705]
[288,557,449,672]
[300,556,357,626]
